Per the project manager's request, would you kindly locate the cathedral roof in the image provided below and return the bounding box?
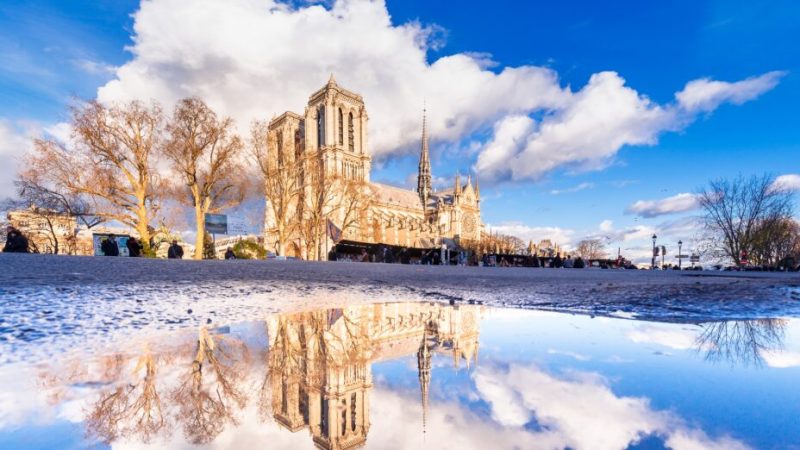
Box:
[370,182,424,210]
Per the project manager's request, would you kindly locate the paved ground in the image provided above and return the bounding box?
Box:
[1,253,799,364]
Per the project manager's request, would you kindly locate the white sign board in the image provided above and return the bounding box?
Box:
[227,216,248,236]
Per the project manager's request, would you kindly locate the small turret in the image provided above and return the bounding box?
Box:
[454,172,461,196]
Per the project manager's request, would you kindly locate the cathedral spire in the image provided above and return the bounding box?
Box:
[417,328,432,437]
[454,171,462,196]
[417,107,432,208]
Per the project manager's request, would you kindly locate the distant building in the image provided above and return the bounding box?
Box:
[264,76,484,258]
[528,239,563,257]
[7,207,77,254]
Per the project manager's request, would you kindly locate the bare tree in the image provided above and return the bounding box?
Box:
[749,217,800,266]
[697,174,794,266]
[297,155,341,260]
[86,350,168,444]
[250,120,302,256]
[338,179,374,241]
[695,319,787,367]
[3,174,103,254]
[164,98,246,260]
[574,238,607,260]
[28,100,163,253]
[171,327,249,444]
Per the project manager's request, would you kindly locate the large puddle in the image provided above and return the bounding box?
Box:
[1,301,799,449]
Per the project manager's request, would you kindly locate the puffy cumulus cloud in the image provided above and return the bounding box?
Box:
[625,193,701,218]
[97,0,565,160]
[675,71,785,113]
[474,70,782,183]
[476,72,677,181]
[488,221,574,247]
[0,119,37,199]
[473,363,749,450]
[771,174,800,193]
[91,0,781,185]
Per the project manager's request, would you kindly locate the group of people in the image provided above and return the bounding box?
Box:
[493,253,587,269]
[92,234,187,260]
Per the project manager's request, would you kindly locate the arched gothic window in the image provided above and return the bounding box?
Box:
[317,106,325,148]
[338,108,344,146]
[348,112,355,152]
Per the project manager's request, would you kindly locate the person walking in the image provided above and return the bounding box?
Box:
[126,237,143,257]
[168,240,184,259]
[553,253,563,268]
[224,247,236,260]
[101,235,119,256]
[3,226,29,253]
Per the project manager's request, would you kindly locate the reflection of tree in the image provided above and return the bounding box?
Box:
[86,349,168,443]
[171,327,249,444]
[695,319,787,366]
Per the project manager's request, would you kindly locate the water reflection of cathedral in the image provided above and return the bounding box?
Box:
[266,302,482,449]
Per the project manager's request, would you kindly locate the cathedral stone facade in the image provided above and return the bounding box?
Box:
[265,76,484,258]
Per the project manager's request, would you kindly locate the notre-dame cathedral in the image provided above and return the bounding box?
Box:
[265,75,484,258]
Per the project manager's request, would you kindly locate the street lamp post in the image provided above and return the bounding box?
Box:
[678,240,683,269]
[651,234,657,270]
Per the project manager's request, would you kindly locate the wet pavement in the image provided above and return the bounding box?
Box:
[1,302,799,449]
[2,254,800,366]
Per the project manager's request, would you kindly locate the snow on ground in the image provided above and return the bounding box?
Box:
[1,253,799,365]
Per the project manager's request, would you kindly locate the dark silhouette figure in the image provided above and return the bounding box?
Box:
[225,247,236,260]
[101,235,120,256]
[2,226,29,253]
[168,240,184,259]
[126,237,143,257]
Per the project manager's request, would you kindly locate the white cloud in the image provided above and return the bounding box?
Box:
[487,221,574,246]
[86,0,781,185]
[0,120,36,199]
[771,174,800,193]
[97,0,565,161]
[627,326,700,351]
[625,193,701,218]
[761,349,800,368]
[599,220,614,233]
[675,71,785,113]
[473,364,749,450]
[550,182,594,195]
[475,72,677,181]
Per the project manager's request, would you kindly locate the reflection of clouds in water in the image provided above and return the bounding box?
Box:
[473,364,750,450]
[627,320,790,368]
[761,350,800,368]
[546,349,591,361]
[627,326,700,350]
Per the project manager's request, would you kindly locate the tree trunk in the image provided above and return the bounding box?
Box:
[195,205,205,260]
[136,199,151,254]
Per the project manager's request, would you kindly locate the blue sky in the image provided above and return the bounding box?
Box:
[1,0,798,263]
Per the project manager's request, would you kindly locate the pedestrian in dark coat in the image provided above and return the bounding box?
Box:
[225,247,236,260]
[126,237,143,257]
[553,253,563,268]
[101,235,119,256]
[168,240,184,259]
[3,226,29,253]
